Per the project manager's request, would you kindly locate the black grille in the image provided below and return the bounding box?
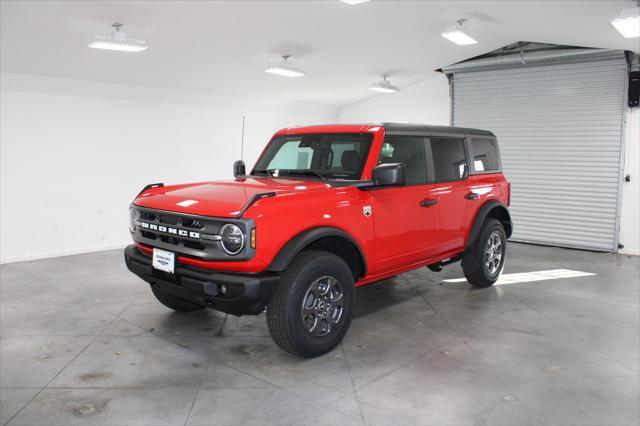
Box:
[137,209,212,253]
[182,218,204,229]
[184,240,205,250]
[140,211,157,221]
[141,231,157,240]
[159,214,180,225]
[159,235,180,245]
[132,206,255,261]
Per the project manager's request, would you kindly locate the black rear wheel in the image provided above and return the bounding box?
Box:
[462,218,507,288]
[267,250,354,357]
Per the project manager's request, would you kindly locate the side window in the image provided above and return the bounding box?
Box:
[379,137,427,185]
[430,137,468,183]
[469,138,500,173]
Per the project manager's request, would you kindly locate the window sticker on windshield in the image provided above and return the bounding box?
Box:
[381,143,395,158]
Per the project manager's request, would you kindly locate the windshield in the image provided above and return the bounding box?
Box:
[252,133,373,180]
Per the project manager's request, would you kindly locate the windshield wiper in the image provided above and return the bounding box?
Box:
[252,169,331,183]
[277,169,330,183]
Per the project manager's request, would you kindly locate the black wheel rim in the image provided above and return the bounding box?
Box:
[484,230,504,276]
[301,276,344,337]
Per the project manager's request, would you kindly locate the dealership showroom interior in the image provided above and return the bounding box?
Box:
[1,0,640,425]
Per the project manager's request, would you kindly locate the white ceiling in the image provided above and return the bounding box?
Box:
[2,0,638,107]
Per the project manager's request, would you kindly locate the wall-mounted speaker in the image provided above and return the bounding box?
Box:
[629,71,639,107]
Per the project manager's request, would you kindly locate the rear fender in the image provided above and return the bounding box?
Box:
[466,201,512,250]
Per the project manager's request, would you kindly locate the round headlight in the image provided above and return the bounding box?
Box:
[220,224,245,255]
[129,207,139,233]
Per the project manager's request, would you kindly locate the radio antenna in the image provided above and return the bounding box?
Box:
[240,116,246,161]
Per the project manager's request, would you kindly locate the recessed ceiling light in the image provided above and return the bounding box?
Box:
[441,19,478,45]
[369,75,400,93]
[611,7,640,38]
[265,55,306,78]
[88,23,148,52]
[341,0,371,4]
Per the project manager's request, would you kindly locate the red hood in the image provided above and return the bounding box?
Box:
[133,177,331,217]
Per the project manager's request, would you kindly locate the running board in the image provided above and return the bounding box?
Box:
[427,255,462,272]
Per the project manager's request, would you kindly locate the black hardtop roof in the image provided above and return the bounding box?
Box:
[381,122,495,137]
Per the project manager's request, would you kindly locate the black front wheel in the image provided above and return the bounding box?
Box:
[267,250,354,357]
[462,218,507,288]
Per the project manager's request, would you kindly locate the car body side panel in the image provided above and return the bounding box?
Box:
[463,174,511,245]
[249,187,374,273]
[368,183,440,275]
[463,174,509,233]
[423,179,470,254]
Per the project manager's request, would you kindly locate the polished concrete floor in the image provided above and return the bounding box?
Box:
[1,243,638,426]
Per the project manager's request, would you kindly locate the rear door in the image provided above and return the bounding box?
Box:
[426,136,474,254]
[369,136,439,274]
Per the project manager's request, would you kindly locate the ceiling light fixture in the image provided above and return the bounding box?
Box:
[88,23,149,52]
[611,3,640,38]
[369,75,400,93]
[265,55,306,78]
[441,19,478,45]
[341,0,371,4]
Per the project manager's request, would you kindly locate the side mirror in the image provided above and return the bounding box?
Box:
[233,160,246,178]
[372,163,406,187]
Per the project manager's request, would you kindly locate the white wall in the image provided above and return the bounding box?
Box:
[0,73,338,263]
[619,107,640,256]
[337,74,450,125]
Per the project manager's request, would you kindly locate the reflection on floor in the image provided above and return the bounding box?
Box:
[443,268,597,285]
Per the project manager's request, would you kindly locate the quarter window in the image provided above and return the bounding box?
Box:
[379,137,427,185]
[430,138,468,183]
[469,138,500,173]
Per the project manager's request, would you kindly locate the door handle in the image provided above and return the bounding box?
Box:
[420,198,438,207]
[465,192,479,200]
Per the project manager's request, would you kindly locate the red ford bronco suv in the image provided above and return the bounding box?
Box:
[125,123,512,357]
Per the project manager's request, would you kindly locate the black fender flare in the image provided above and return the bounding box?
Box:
[465,200,513,250]
[266,226,367,277]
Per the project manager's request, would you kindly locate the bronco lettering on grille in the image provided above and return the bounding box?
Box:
[140,222,200,239]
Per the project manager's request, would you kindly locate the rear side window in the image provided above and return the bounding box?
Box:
[430,137,468,183]
[469,137,500,173]
[379,137,427,185]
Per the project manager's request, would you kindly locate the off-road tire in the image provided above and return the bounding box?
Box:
[267,250,355,357]
[462,218,506,288]
[151,287,205,312]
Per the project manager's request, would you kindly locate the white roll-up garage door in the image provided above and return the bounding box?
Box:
[448,52,628,252]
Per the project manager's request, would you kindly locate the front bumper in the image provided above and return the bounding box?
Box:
[124,245,279,315]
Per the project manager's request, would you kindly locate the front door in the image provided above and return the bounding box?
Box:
[369,136,439,274]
